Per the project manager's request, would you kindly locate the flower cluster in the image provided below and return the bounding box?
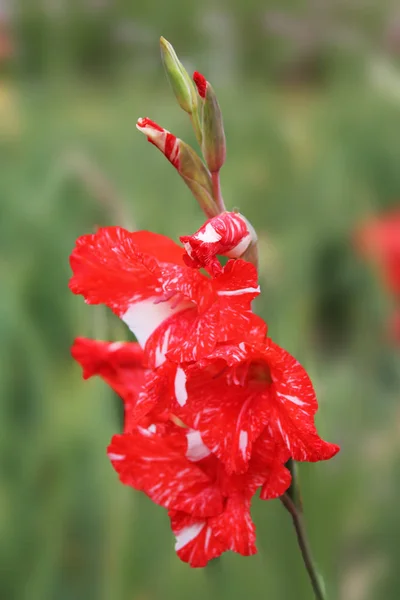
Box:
[70,215,339,566]
[356,208,400,344]
[69,38,339,567]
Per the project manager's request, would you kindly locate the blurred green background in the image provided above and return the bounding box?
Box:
[1,1,400,599]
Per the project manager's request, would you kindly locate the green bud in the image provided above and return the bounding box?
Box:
[160,37,198,116]
[201,82,226,173]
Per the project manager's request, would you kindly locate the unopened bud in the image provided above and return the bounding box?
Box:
[136,117,218,218]
[180,211,257,275]
[193,71,226,173]
[160,37,198,116]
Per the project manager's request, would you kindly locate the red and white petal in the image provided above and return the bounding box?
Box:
[144,307,199,368]
[166,305,219,363]
[169,511,224,568]
[175,367,271,473]
[69,227,162,313]
[267,340,340,462]
[185,430,212,462]
[159,264,214,311]
[122,297,191,347]
[107,428,223,517]
[69,227,190,345]
[214,259,260,303]
[210,496,257,557]
[129,361,176,426]
[218,307,267,346]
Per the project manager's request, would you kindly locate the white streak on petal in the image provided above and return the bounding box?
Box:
[108,453,125,461]
[147,424,157,433]
[109,342,124,351]
[277,392,306,406]
[174,368,188,407]
[204,527,212,553]
[217,286,260,297]
[122,298,187,347]
[186,430,211,462]
[155,327,171,367]
[239,430,248,460]
[175,522,206,551]
[196,223,222,243]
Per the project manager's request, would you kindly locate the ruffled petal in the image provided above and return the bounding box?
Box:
[169,511,224,568]
[174,364,271,474]
[266,340,340,462]
[210,496,256,556]
[69,227,192,345]
[108,427,223,517]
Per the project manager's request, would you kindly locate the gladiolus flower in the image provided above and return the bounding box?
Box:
[107,422,291,567]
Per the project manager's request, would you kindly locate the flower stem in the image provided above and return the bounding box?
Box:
[281,462,327,600]
[211,170,226,213]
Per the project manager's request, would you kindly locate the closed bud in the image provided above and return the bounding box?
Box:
[136,117,218,218]
[180,211,258,274]
[160,37,198,116]
[193,71,226,173]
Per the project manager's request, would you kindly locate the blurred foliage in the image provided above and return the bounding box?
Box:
[1,1,400,600]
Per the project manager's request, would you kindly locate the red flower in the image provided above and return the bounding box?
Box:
[107,422,291,567]
[180,212,257,275]
[169,339,339,473]
[69,227,266,366]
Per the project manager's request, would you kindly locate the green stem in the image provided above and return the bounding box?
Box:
[281,462,327,600]
[211,170,226,213]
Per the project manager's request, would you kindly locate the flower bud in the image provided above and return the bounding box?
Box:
[137,117,218,218]
[180,211,258,274]
[193,71,226,173]
[160,37,198,116]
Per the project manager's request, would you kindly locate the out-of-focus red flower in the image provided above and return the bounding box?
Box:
[356,209,400,296]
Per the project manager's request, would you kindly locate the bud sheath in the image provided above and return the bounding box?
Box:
[136,118,218,218]
[193,71,226,173]
[160,37,198,116]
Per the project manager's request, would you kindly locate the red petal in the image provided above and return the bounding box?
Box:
[210,496,256,556]
[108,427,223,517]
[69,227,163,314]
[69,227,192,345]
[266,340,340,462]
[175,365,271,474]
[169,511,224,567]
[193,71,207,99]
